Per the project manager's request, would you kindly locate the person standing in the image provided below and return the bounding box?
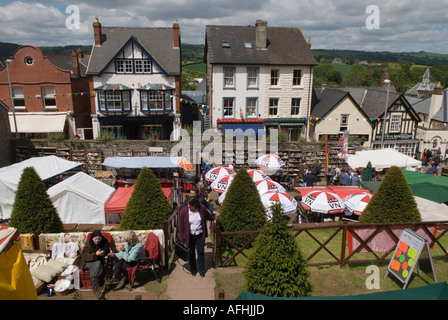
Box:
[304,170,316,187]
[339,169,351,186]
[324,165,335,186]
[178,197,216,277]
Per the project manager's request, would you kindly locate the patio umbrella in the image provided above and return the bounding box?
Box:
[205,166,235,183]
[211,175,234,193]
[255,179,286,193]
[247,169,272,182]
[344,193,372,215]
[255,154,286,175]
[301,190,345,214]
[260,191,298,218]
[176,158,194,171]
[363,161,372,181]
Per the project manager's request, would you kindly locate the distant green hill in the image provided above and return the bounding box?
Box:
[2,42,447,67]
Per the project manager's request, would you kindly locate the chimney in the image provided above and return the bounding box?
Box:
[434,82,443,95]
[93,18,102,46]
[71,50,80,76]
[255,20,267,49]
[380,69,390,87]
[307,36,311,48]
[173,20,180,48]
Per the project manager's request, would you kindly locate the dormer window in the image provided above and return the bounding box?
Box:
[222,41,230,48]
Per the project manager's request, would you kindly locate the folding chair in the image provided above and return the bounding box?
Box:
[126,232,162,291]
[79,232,116,289]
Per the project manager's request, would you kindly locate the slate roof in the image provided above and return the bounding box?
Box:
[43,52,89,78]
[311,88,352,118]
[432,89,448,123]
[205,24,317,66]
[340,87,407,119]
[86,27,181,76]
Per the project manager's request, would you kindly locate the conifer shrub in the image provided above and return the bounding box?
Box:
[218,168,267,248]
[9,167,63,233]
[244,203,312,297]
[120,167,172,230]
[359,166,421,223]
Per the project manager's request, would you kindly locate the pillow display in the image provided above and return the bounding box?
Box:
[31,265,60,283]
[46,259,67,273]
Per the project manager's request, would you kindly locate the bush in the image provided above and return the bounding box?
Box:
[120,167,172,230]
[359,166,421,223]
[218,168,267,248]
[244,203,312,297]
[9,167,63,233]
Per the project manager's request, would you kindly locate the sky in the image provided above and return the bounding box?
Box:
[1,0,448,53]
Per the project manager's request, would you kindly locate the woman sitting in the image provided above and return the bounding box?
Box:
[73,230,110,296]
[109,230,145,285]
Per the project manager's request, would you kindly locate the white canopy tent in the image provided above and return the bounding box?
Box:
[47,172,115,224]
[0,156,81,220]
[345,148,422,171]
[102,156,183,169]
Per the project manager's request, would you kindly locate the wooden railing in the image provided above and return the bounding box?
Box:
[163,208,179,268]
[212,219,448,268]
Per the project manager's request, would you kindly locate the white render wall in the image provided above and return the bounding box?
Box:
[210,64,314,128]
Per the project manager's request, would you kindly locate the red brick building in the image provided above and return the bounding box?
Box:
[0,45,92,139]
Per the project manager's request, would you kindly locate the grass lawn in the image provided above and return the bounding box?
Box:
[214,226,448,299]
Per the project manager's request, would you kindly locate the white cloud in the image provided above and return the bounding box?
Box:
[0,0,447,53]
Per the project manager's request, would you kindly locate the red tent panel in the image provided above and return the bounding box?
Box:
[105,186,172,214]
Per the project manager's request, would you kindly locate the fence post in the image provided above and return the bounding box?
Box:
[214,219,221,268]
[340,221,348,267]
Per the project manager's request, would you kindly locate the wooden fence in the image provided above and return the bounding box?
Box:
[211,219,448,268]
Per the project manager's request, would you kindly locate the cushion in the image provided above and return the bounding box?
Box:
[32,276,43,288]
[46,259,67,273]
[31,265,60,283]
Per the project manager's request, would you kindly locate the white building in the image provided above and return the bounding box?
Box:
[204,20,317,140]
[86,18,182,140]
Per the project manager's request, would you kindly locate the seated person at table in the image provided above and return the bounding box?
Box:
[73,230,110,295]
[109,230,145,285]
[182,186,217,215]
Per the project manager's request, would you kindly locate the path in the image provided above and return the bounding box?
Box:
[165,231,216,300]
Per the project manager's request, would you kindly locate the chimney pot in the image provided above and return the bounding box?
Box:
[93,18,102,46]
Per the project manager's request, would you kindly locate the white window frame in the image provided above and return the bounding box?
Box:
[42,87,56,110]
[291,98,301,115]
[390,115,401,133]
[269,98,279,115]
[116,59,133,73]
[246,97,258,118]
[135,60,152,73]
[12,87,26,109]
[270,69,279,86]
[340,114,349,132]
[247,67,259,88]
[223,67,235,88]
[293,69,302,86]
[223,97,235,117]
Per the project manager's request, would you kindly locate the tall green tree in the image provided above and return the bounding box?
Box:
[244,203,312,297]
[219,168,266,247]
[359,166,421,223]
[120,167,172,230]
[9,167,63,233]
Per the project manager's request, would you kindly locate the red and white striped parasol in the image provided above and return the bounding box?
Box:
[260,191,298,218]
[344,193,372,215]
[255,179,286,193]
[301,190,345,214]
[205,166,235,183]
[210,175,234,193]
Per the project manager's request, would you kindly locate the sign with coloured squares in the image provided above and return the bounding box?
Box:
[386,229,437,289]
